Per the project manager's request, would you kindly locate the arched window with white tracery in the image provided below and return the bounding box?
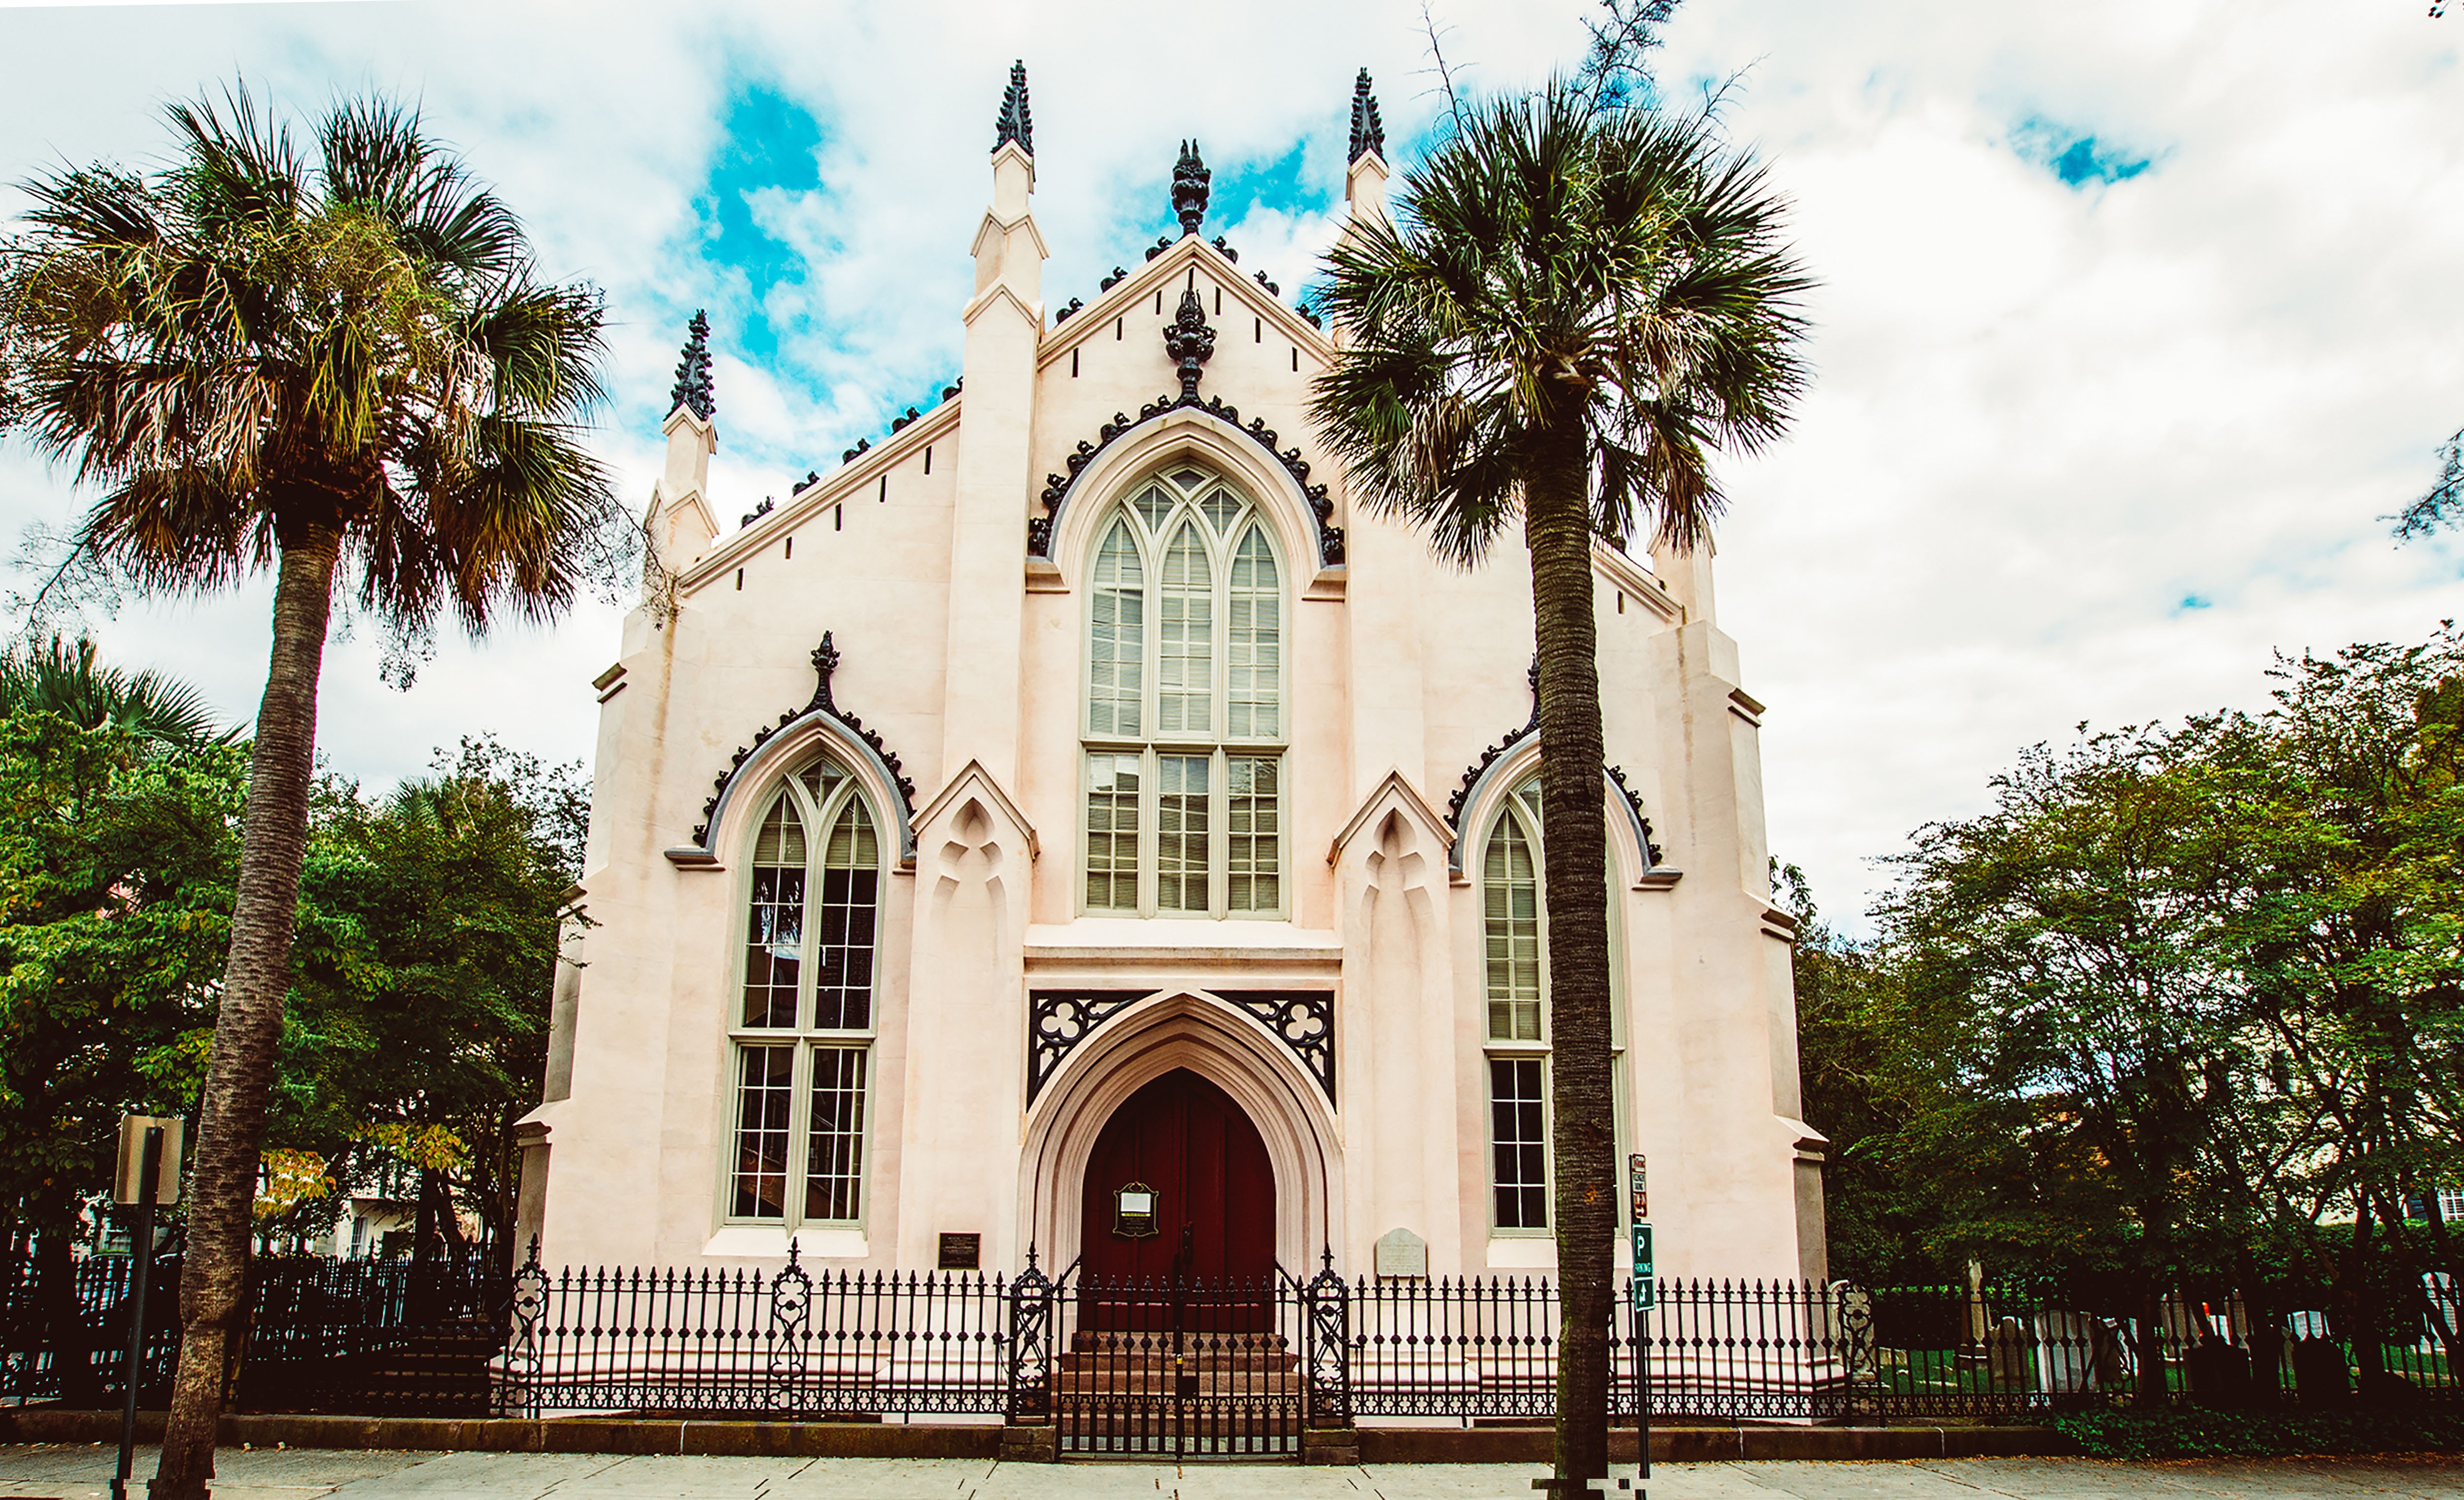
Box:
[1479,775,1628,1236]
[1080,465,1288,918]
[725,754,881,1230]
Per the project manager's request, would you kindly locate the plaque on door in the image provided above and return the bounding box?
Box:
[1113,1182,1159,1239]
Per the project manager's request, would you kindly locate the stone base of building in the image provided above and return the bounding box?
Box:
[0,1408,2079,1462]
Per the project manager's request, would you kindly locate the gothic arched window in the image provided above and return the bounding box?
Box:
[1081,466,1288,917]
[1478,775,1628,1236]
[726,754,881,1230]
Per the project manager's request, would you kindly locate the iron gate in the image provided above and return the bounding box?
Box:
[1054,1271,1302,1458]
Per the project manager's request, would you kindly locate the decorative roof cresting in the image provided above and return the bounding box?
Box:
[1172,140,1212,237]
[1349,69,1386,163]
[995,61,1033,155]
[668,310,714,422]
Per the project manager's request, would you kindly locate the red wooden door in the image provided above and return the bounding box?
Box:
[1080,1069,1275,1291]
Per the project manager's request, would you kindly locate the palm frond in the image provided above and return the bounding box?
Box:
[1313,79,1810,562]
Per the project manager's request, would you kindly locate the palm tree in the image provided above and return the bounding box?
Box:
[0,635,227,749]
[1312,84,1809,1489]
[1,87,617,1500]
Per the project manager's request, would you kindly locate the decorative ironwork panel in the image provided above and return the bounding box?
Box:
[1216,991,1336,1104]
[1006,1247,1056,1422]
[767,1239,814,1417]
[1301,1250,1352,1427]
[1027,992,1150,1103]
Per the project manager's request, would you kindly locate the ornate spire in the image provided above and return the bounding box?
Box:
[1171,140,1211,238]
[1164,287,1216,403]
[668,310,714,422]
[1349,69,1386,163]
[994,60,1032,155]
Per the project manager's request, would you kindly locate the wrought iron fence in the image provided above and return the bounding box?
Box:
[5,1245,2458,1426]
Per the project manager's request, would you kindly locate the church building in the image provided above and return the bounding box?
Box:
[516,67,1826,1290]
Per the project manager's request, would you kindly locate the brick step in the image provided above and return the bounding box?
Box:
[1056,1353,1299,1374]
[1066,1331,1288,1354]
[1054,1375,1304,1396]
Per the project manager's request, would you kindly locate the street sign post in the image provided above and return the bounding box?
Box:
[110,1115,181,1500]
[1627,1152,1652,1496]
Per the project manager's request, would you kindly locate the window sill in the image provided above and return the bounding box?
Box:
[701,1225,870,1260]
[1486,1235,1557,1269]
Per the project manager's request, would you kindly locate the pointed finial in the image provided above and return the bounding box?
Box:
[1349,69,1386,163]
[808,632,840,714]
[995,60,1033,155]
[1164,286,1216,403]
[668,310,714,422]
[1172,140,1212,238]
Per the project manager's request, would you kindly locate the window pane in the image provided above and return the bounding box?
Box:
[815,800,879,1030]
[1158,523,1213,735]
[732,1045,795,1219]
[743,797,806,1028]
[1489,1057,1548,1230]
[1090,523,1145,736]
[1483,811,1543,1042]
[1084,754,1141,909]
[1227,755,1281,911]
[1227,525,1280,738]
[804,1046,868,1222]
[799,757,846,806]
[1200,488,1240,534]
[1158,754,1211,912]
[1132,483,1173,530]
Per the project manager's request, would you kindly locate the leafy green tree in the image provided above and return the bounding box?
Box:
[2226,635,2464,1382]
[1312,84,1807,1484]
[1870,720,2307,1401]
[286,738,581,1264]
[1776,864,1943,1287]
[0,710,244,1401]
[0,86,618,1498]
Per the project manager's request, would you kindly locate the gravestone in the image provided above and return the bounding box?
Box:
[2031,1309,2095,1395]
[2286,1310,2330,1340]
[2184,1332,2252,1409]
[1986,1316,2030,1389]
[2290,1335,2351,1408]
[1375,1227,1428,1280]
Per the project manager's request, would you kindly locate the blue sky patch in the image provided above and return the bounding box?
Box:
[2010,116,2152,189]
[2178,593,2213,612]
[695,84,828,360]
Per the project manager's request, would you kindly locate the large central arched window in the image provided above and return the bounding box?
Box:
[726,754,881,1231]
[1082,465,1287,917]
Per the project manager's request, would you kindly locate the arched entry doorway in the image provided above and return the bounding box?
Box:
[1077,1069,1274,1321]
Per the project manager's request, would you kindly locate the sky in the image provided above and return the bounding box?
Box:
[1,0,2461,931]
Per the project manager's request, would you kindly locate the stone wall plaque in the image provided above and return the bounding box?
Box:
[937,1232,981,1270]
[1374,1227,1428,1280]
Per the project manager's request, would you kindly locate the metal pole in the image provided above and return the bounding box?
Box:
[1636,1296,1650,1498]
[110,1125,163,1500]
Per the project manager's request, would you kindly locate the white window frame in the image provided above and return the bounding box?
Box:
[720,758,883,1234]
[1478,774,1627,1238]
[1078,465,1291,920]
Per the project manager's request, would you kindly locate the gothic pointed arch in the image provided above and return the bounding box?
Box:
[666,633,919,869]
[1017,989,1343,1272]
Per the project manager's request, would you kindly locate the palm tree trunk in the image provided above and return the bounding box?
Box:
[152,527,339,1500]
[1526,419,1616,1491]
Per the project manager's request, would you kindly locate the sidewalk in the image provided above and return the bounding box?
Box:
[3,1447,2461,1500]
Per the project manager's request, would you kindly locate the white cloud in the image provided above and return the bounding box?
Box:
[4,0,2463,939]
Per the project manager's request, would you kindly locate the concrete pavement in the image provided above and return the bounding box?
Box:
[3,1446,2460,1500]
